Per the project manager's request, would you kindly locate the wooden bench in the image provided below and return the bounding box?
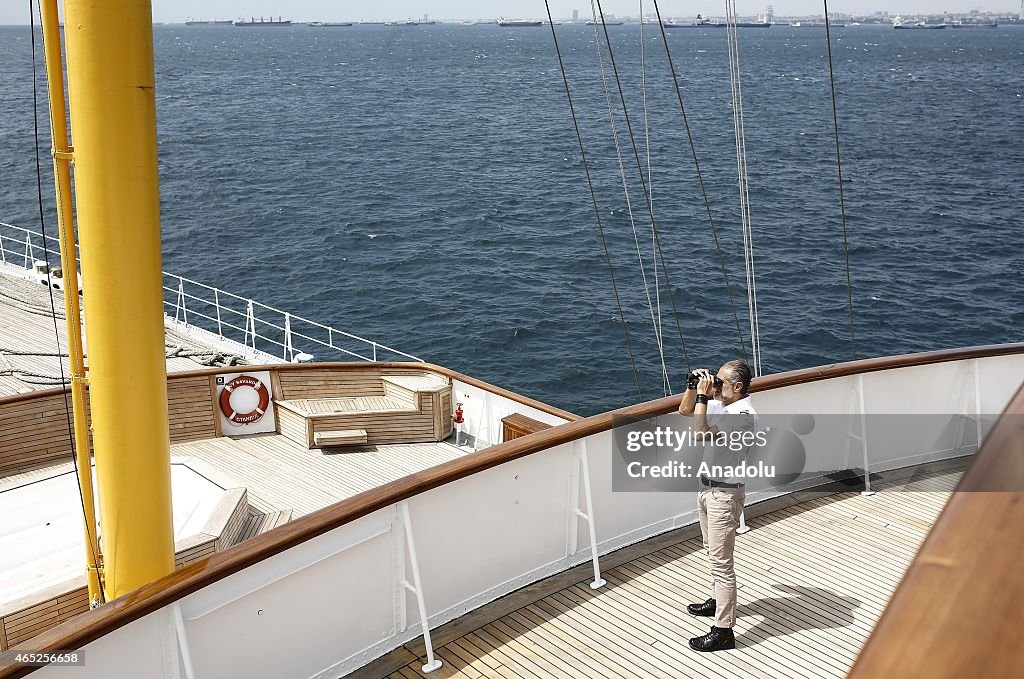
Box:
[313,429,368,448]
[273,372,453,449]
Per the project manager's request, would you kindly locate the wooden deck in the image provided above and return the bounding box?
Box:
[369,469,960,679]
[280,395,409,415]
[173,433,469,517]
[0,270,251,397]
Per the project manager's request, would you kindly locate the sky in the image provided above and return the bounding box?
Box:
[0,1,1020,25]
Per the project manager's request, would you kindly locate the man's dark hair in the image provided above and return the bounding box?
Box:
[722,359,752,395]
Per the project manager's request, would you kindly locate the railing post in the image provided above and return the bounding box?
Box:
[0,232,6,264]
[571,440,606,589]
[214,288,223,338]
[23,232,33,270]
[284,312,293,361]
[372,342,378,362]
[857,374,874,496]
[246,300,257,351]
[954,358,985,454]
[974,358,983,447]
[171,603,196,679]
[176,277,188,326]
[398,501,442,673]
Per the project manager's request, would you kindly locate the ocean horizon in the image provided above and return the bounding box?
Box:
[0,23,1020,414]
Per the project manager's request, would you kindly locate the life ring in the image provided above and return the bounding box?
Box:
[219,375,271,426]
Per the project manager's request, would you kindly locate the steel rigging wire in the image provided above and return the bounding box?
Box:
[638,0,672,395]
[543,0,644,401]
[724,0,763,376]
[589,0,673,394]
[592,0,693,377]
[650,0,750,366]
[29,0,107,603]
[823,0,859,360]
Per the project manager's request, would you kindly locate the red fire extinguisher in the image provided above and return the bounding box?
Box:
[453,402,465,424]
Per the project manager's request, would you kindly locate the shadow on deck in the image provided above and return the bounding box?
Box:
[356,466,962,679]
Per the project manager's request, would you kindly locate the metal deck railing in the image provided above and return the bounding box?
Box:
[0,221,422,364]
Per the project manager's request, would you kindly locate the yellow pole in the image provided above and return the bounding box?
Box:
[37,0,104,605]
[63,0,174,598]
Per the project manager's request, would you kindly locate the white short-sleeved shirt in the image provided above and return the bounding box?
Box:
[702,395,759,482]
[706,395,758,425]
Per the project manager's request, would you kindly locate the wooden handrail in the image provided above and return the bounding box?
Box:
[2,342,1024,677]
[848,381,1024,677]
[0,361,581,421]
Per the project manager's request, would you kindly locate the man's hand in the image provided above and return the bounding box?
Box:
[696,369,716,397]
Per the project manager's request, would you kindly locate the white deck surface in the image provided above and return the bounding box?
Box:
[173,433,471,517]
[0,432,471,613]
[0,463,228,611]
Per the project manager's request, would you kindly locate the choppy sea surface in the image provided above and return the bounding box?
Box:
[0,24,1021,415]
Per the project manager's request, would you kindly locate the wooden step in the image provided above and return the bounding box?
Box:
[313,429,368,448]
[236,508,294,543]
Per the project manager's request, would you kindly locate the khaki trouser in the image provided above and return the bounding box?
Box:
[698,485,745,628]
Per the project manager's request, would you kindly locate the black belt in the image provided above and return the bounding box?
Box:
[700,475,743,489]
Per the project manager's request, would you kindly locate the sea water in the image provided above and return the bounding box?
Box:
[0,24,1021,414]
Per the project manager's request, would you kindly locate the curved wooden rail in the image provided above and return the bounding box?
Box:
[0,361,579,423]
[2,342,1023,677]
[848,381,1024,677]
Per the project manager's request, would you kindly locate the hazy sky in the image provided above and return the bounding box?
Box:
[1,1,1020,25]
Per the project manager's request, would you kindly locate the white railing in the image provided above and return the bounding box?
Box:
[0,220,79,272]
[0,221,421,363]
[164,274,421,363]
[16,352,1024,679]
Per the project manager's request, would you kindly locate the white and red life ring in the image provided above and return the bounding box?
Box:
[218,375,271,426]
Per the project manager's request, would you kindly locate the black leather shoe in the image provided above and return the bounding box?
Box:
[689,626,735,652]
[686,598,716,617]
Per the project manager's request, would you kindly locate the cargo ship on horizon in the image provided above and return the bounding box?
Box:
[233,16,292,27]
[664,14,772,28]
[893,16,946,29]
[497,17,543,27]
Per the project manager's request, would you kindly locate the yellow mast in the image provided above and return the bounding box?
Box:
[62,0,174,598]
[37,0,103,604]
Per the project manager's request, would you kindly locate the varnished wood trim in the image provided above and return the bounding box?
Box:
[0,362,581,423]
[3,343,1024,677]
[848,381,1024,678]
[746,342,1024,391]
[7,342,1022,414]
[269,370,283,402]
[502,413,553,442]
[208,375,223,438]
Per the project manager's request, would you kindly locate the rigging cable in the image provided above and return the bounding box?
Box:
[638,1,670,395]
[593,0,693,377]
[650,0,750,363]
[589,1,672,394]
[823,1,858,359]
[30,0,106,603]
[724,0,763,376]
[543,0,644,401]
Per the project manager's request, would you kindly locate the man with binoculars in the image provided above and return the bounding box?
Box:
[677,359,757,652]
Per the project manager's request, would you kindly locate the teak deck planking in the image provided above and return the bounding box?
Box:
[172,434,469,518]
[374,470,960,679]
